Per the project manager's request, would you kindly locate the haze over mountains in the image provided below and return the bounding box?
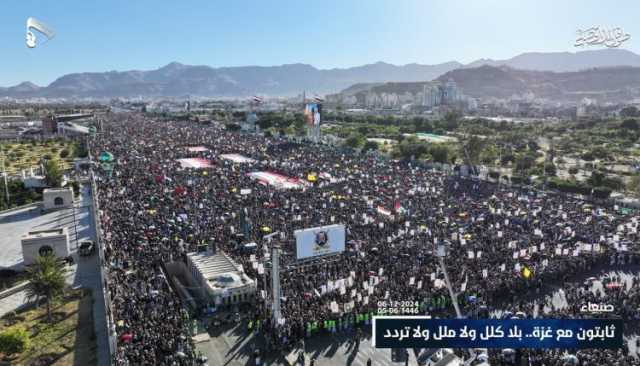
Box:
[2,49,640,98]
[336,65,640,104]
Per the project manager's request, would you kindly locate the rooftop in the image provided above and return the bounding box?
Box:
[44,187,73,193]
[23,227,67,239]
[187,251,255,292]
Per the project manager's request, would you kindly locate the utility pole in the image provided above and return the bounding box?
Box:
[271,243,281,327]
[1,146,9,207]
[436,241,477,365]
[72,196,79,249]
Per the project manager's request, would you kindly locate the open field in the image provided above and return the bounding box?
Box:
[0,288,97,366]
[0,140,77,176]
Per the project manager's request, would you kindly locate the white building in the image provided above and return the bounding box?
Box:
[187,251,256,306]
[21,228,70,266]
[43,188,74,211]
[21,167,47,189]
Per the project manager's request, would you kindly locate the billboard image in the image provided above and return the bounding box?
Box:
[304,103,322,126]
[294,224,345,260]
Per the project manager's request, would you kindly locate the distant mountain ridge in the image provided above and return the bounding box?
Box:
[333,64,640,104]
[464,49,640,72]
[0,61,462,98]
[3,49,640,98]
[438,64,640,102]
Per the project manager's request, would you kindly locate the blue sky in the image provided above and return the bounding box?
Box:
[1,0,638,86]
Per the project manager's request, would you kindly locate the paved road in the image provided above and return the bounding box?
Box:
[0,290,28,318]
[196,319,409,366]
[0,185,110,366]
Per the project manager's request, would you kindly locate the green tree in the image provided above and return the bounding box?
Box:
[343,133,365,149]
[362,140,379,152]
[43,160,62,188]
[628,175,640,197]
[515,152,536,174]
[588,170,624,191]
[620,106,640,117]
[225,123,241,131]
[429,145,450,164]
[256,118,273,130]
[621,119,639,130]
[25,255,67,323]
[479,144,498,165]
[357,125,371,136]
[443,111,460,131]
[293,118,306,136]
[462,136,485,165]
[0,327,30,358]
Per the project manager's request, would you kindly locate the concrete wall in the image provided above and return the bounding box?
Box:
[21,232,70,266]
[43,188,74,211]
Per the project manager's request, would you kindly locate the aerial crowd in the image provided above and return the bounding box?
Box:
[92,115,640,365]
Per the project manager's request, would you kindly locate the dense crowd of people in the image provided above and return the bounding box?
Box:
[92,114,640,365]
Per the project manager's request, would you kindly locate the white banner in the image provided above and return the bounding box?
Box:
[295,224,346,260]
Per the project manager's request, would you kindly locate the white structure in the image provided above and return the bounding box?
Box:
[43,188,74,211]
[294,224,346,260]
[187,251,256,306]
[21,167,47,188]
[21,228,70,266]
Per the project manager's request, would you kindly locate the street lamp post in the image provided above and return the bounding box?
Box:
[1,146,9,207]
[436,242,462,318]
[72,201,79,247]
[436,241,478,365]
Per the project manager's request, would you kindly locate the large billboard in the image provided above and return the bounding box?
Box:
[294,224,345,260]
[304,103,322,126]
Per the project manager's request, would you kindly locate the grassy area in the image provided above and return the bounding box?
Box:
[0,140,77,176]
[0,288,97,366]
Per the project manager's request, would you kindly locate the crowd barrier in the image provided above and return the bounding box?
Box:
[89,170,117,365]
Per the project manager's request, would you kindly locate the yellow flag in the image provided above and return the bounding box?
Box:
[522,266,532,279]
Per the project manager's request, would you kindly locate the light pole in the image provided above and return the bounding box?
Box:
[71,197,79,249]
[436,242,462,318]
[1,145,9,207]
[436,241,478,365]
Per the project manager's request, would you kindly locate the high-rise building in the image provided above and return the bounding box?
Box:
[42,116,57,134]
[443,78,458,104]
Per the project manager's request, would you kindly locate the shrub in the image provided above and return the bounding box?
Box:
[226,123,241,132]
[510,176,528,185]
[592,186,612,199]
[59,149,70,159]
[0,327,30,357]
[362,140,379,152]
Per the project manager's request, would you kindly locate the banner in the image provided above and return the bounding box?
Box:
[373,317,623,349]
[294,224,346,260]
[304,103,322,126]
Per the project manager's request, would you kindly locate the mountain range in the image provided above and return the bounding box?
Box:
[3,49,640,98]
[331,65,640,104]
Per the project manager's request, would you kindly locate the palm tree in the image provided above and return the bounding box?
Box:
[25,254,67,323]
